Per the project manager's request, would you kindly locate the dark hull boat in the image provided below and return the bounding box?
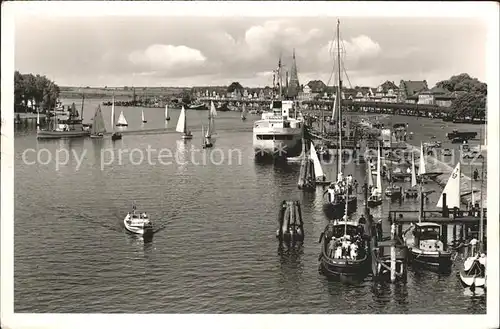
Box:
[323,195,357,220]
[318,221,369,279]
[111,132,122,141]
[367,195,382,208]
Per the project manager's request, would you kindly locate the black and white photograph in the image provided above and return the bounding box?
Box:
[1,1,499,329]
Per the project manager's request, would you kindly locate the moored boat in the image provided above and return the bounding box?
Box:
[318,216,369,279]
[37,99,89,139]
[459,239,486,289]
[403,222,453,270]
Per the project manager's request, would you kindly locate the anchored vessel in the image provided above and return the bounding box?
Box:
[37,99,89,139]
[123,204,154,240]
[253,56,303,159]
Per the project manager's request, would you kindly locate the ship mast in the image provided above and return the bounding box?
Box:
[337,19,343,178]
[278,55,283,100]
[478,123,485,252]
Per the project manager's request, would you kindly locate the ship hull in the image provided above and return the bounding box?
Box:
[409,247,453,270]
[253,134,303,159]
[323,196,358,220]
[319,253,369,278]
[37,130,89,139]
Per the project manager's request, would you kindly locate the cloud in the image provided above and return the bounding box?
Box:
[318,35,382,64]
[128,44,206,71]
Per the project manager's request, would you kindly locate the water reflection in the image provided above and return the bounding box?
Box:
[276,244,305,299]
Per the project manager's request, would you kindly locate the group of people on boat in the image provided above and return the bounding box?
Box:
[327,234,362,260]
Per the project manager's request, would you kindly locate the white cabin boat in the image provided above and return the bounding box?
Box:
[123,204,154,238]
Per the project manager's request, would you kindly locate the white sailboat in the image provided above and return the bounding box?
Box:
[141,110,147,123]
[367,146,383,207]
[436,162,461,209]
[419,142,426,176]
[165,104,170,121]
[116,110,128,127]
[310,142,327,184]
[111,95,122,140]
[404,151,419,198]
[90,105,106,138]
[241,104,247,121]
[203,101,217,147]
[176,106,192,139]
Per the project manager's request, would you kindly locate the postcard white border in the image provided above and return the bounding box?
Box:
[1,1,499,329]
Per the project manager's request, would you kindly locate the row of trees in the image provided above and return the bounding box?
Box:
[436,73,487,118]
[14,71,60,113]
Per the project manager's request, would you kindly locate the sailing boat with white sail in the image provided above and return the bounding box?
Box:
[404,151,419,198]
[436,162,461,209]
[203,101,217,148]
[310,142,329,185]
[241,104,247,121]
[90,105,106,138]
[165,104,170,121]
[110,95,122,140]
[367,146,383,207]
[459,150,486,289]
[176,106,193,140]
[116,110,128,127]
[141,110,147,123]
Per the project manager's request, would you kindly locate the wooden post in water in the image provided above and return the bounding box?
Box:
[390,221,397,283]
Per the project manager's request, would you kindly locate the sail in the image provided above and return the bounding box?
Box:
[241,104,247,118]
[368,161,374,188]
[411,151,417,187]
[310,142,325,180]
[176,106,187,133]
[91,105,106,134]
[117,111,128,126]
[210,101,218,117]
[202,125,205,144]
[419,142,426,175]
[436,162,461,208]
[165,104,169,119]
[331,95,337,122]
[111,96,115,131]
[375,146,382,194]
[142,110,145,122]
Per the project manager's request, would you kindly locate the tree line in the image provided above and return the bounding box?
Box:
[436,73,487,118]
[14,71,60,113]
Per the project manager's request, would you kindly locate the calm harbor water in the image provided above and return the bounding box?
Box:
[14,98,486,313]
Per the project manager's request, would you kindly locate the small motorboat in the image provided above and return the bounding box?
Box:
[123,204,154,240]
[367,193,383,207]
[111,132,122,141]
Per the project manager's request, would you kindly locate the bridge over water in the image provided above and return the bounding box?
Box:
[196,97,451,118]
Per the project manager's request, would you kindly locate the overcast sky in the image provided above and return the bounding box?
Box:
[15,15,488,88]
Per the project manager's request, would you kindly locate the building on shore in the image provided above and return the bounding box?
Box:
[398,80,429,103]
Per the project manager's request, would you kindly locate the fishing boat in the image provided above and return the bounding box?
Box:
[241,104,247,121]
[37,97,89,139]
[90,105,106,138]
[367,146,383,207]
[310,142,330,186]
[176,106,193,139]
[110,95,122,141]
[323,20,357,219]
[203,102,217,148]
[403,222,453,270]
[319,203,369,278]
[141,110,147,123]
[116,110,128,127]
[165,104,170,121]
[123,203,154,240]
